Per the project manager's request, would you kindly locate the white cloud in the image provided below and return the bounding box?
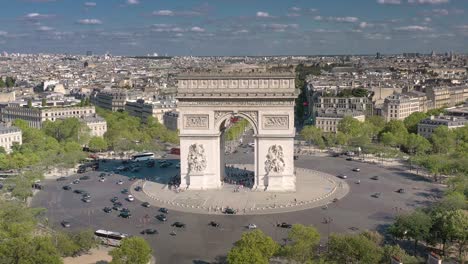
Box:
[127,0,139,4]
[256,11,270,18]
[432,8,449,15]
[365,33,392,40]
[175,33,183,37]
[395,25,432,31]
[327,16,359,23]
[190,26,205,32]
[77,19,102,25]
[290,7,301,12]
[359,22,373,28]
[408,0,449,4]
[24,13,53,20]
[377,0,402,4]
[287,13,301,17]
[37,26,53,31]
[313,16,323,21]
[84,2,96,7]
[152,10,174,16]
[264,23,299,32]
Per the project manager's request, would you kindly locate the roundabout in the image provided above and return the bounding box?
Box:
[133,164,349,215]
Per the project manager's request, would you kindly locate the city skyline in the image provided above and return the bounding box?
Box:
[0,0,467,56]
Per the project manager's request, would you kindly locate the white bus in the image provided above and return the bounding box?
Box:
[131,152,154,161]
[94,229,128,247]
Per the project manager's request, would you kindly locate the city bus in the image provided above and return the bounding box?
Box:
[94,229,128,247]
[131,152,155,161]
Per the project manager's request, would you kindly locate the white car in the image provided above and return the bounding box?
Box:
[247,224,257,229]
[352,168,361,172]
[117,180,123,185]
[99,177,105,182]
[175,163,180,168]
[338,175,348,179]
[127,195,135,202]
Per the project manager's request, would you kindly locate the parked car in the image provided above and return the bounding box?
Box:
[277,222,292,228]
[127,195,135,202]
[171,222,186,228]
[224,208,236,214]
[247,224,257,229]
[371,176,379,180]
[372,192,381,198]
[116,180,124,185]
[121,188,128,194]
[156,214,167,222]
[62,185,72,190]
[209,221,220,227]
[338,175,348,179]
[397,188,405,194]
[61,221,71,228]
[99,177,105,182]
[103,207,112,213]
[110,197,119,203]
[72,179,80,184]
[79,175,90,180]
[118,211,132,218]
[159,208,169,214]
[141,228,158,235]
[141,202,150,208]
[346,157,353,161]
[352,168,361,172]
[73,189,85,194]
[82,197,91,203]
[134,186,142,192]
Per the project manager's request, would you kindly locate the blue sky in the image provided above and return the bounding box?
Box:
[0,0,467,56]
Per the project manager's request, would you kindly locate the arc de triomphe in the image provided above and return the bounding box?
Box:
[177,72,297,192]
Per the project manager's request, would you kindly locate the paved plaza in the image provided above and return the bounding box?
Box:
[133,164,349,215]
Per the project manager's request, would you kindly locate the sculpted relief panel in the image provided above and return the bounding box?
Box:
[184,114,209,129]
[187,144,207,173]
[263,115,289,129]
[265,145,285,174]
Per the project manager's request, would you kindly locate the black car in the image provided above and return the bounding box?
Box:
[141,228,158,235]
[61,221,71,228]
[371,176,379,180]
[159,208,169,214]
[82,193,91,199]
[103,207,112,213]
[209,221,220,227]
[72,179,80,184]
[113,201,123,207]
[372,192,382,198]
[121,188,129,194]
[141,202,150,208]
[79,175,90,180]
[73,189,85,194]
[62,185,72,190]
[156,214,167,222]
[224,208,236,214]
[277,222,292,228]
[99,172,106,177]
[397,188,405,194]
[110,197,119,203]
[57,176,68,181]
[171,222,186,228]
[134,186,143,192]
[121,208,130,213]
[346,157,353,161]
[82,197,91,203]
[119,211,131,218]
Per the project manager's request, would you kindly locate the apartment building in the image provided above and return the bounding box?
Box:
[313,96,373,116]
[0,125,22,153]
[163,111,179,131]
[82,116,107,137]
[382,94,420,121]
[315,109,365,133]
[426,86,468,109]
[91,90,127,111]
[125,99,176,123]
[418,115,468,138]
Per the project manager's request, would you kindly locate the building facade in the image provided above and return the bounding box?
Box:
[426,86,468,109]
[125,99,176,123]
[82,116,107,137]
[0,125,22,153]
[418,115,468,138]
[382,94,420,121]
[313,96,373,116]
[163,111,179,131]
[92,90,128,111]
[315,109,365,133]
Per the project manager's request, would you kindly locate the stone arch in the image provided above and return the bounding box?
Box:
[215,111,259,135]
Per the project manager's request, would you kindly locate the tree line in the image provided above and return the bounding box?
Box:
[0,76,16,88]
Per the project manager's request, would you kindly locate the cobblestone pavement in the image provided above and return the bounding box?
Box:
[131,164,349,215]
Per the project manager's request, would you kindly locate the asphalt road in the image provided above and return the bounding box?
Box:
[31,152,442,264]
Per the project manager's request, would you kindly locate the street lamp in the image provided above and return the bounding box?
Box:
[323,216,333,252]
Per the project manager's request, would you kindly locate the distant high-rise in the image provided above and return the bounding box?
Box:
[376,52,381,59]
[86,51,92,56]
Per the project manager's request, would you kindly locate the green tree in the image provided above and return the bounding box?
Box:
[0,78,5,88]
[431,126,456,154]
[5,76,15,88]
[404,112,427,134]
[300,126,325,148]
[404,134,431,155]
[88,136,108,152]
[27,99,32,108]
[283,224,321,263]
[388,210,432,253]
[41,98,47,107]
[380,120,408,148]
[450,210,468,262]
[337,116,362,137]
[326,233,383,264]
[110,236,152,264]
[72,229,98,254]
[55,232,80,257]
[227,230,279,264]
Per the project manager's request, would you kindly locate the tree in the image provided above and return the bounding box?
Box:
[431,126,456,154]
[404,134,431,155]
[27,99,32,108]
[42,98,47,107]
[388,210,432,253]
[404,112,427,134]
[0,236,63,264]
[88,136,108,152]
[0,146,6,154]
[227,230,279,264]
[326,233,383,264]
[450,210,468,262]
[337,116,362,137]
[380,120,408,148]
[300,126,325,148]
[72,229,98,254]
[110,236,152,264]
[283,224,321,263]
[55,232,80,257]
[0,78,5,88]
[5,76,15,88]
